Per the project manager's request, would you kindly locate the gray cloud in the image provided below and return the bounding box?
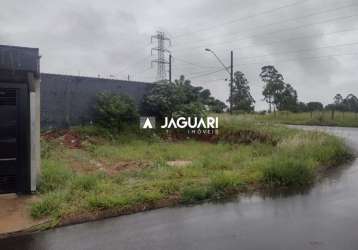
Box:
[1,0,358,109]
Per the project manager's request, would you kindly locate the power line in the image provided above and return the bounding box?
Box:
[173,42,358,77]
[172,56,218,70]
[187,68,227,79]
[237,51,358,67]
[117,54,152,75]
[238,41,358,61]
[180,52,358,82]
[172,0,309,38]
[196,78,228,85]
[175,2,358,46]
[173,12,358,52]
[237,26,358,53]
[118,25,358,80]
[185,67,225,76]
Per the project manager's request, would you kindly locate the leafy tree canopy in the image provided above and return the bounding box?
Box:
[230,71,255,112]
[142,75,227,119]
[260,65,297,112]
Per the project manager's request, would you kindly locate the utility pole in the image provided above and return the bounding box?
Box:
[205,48,234,115]
[151,31,171,82]
[230,50,234,114]
[169,54,172,83]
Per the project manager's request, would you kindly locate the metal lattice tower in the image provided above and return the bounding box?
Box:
[151,31,171,82]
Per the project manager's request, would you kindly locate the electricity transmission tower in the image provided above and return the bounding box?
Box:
[151,31,171,82]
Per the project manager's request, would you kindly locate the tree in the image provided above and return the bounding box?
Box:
[307,102,323,111]
[142,75,226,119]
[229,71,255,112]
[327,93,348,120]
[260,65,284,113]
[277,83,297,111]
[207,99,227,113]
[333,93,347,114]
[306,102,323,118]
[296,102,308,113]
[260,66,299,113]
[334,94,343,105]
[343,94,358,113]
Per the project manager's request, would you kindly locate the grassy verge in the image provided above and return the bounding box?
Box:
[32,118,352,226]
[238,111,358,127]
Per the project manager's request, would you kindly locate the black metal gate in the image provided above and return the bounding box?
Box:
[0,83,29,194]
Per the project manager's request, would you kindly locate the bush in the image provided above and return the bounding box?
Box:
[173,102,206,118]
[141,76,225,120]
[180,184,209,203]
[262,156,314,187]
[209,172,243,198]
[95,93,139,131]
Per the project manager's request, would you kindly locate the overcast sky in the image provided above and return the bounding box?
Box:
[2,0,358,110]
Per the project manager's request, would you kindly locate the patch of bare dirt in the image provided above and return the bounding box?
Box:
[42,129,83,149]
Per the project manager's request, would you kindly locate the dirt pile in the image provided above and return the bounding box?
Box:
[42,129,83,149]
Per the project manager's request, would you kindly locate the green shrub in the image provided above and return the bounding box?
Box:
[95,93,139,131]
[180,184,209,203]
[262,156,314,187]
[313,136,351,165]
[209,172,243,198]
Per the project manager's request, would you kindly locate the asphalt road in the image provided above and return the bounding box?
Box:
[1,126,358,250]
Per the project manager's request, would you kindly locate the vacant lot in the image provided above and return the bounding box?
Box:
[32,117,351,226]
[244,111,358,127]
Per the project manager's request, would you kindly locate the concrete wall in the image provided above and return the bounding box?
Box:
[0,45,40,76]
[41,73,153,129]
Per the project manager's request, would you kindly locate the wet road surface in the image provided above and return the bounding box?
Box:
[1,126,358,250]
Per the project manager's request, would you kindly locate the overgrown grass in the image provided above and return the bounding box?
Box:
[236,111,358,127]
[32,118,352,224]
